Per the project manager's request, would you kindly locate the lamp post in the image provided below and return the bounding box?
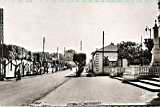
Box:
[145,26,153,51]
[144,26,153,64]
[145,26,152,39]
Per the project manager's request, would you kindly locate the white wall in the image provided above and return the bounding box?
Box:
[93,52,118,74]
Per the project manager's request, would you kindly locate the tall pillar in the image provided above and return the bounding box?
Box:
[151,21,160,66]
[150,0,160,66]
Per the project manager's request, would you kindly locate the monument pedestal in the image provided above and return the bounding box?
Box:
[150,19,160,66]
[150,48,160,66]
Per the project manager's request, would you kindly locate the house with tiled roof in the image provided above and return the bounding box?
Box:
[91,43,118,74]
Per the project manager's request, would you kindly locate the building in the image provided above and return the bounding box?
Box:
[91,43,118,74]
[64,49,75,61]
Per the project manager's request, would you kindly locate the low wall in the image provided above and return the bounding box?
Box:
[103,66,160,78]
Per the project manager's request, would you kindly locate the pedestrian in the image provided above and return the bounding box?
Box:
[16,68,21,81]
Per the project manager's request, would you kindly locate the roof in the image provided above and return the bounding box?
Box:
[92,43,118,55]
[98,43,117,52]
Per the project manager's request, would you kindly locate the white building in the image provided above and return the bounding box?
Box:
[91,43,118,74]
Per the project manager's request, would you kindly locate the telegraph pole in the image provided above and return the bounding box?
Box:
[57,47,59,60]
[80,40,82,51]
[102,31,104,74]
[43,36,45,54]
[141,35,143,66]
[42,36,45,67]
[0,8,3,78]
[64,47,65,57]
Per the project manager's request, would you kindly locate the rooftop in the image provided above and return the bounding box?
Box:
[92,43,118,55]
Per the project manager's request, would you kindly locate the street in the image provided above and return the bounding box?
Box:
[0,68,158,106]
[35,70,158,106]
[0,69,73,106]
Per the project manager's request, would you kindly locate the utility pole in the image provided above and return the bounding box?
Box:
[43,36,45,54]
[102,31,104,74]
[57,47,59,60]
[145,26,151,39]
[141,35,143,66]
[64,47,65,57]
[0,8,3,78]
[43,36,45,61]
[80,40,82,51]
[42,36,45,69]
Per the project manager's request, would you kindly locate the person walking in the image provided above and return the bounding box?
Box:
[16,68,21,81]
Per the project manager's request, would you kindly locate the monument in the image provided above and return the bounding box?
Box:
[150,0,160,66]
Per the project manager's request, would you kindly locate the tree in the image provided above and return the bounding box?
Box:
[144,38,154,52]
[73,53,86,77]
[104,56,109,66]
[8,45,17,60]
[0,44,9,59]
[117,41,142,65]
[142,49,151,65]
[64,49,76,61]
[144,38,154,64]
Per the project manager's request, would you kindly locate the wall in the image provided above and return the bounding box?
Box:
[93,51,118,74]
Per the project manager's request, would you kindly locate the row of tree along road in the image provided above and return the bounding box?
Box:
[0,44,76,81]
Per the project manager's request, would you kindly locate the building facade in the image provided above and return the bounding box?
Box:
[91,43,118,74]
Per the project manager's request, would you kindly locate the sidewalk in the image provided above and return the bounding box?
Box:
[1,67,73,81]
[114,77,160,92]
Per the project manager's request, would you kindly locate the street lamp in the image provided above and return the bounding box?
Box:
[144,26,154,64]
[145,26,152,39]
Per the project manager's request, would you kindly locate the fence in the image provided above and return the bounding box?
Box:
[104,66,160,78]
[104,67,125,76]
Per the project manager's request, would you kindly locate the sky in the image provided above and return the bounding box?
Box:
[0,0,158,62]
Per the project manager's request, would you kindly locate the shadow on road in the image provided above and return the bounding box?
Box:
[65,75,78,78]
[147,97,160,106]
[65,73,95,78]
[147,92,160,105]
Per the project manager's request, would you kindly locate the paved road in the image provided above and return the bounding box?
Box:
[0,69,73,106]
[37,75,158,106]
[0,68,158,106]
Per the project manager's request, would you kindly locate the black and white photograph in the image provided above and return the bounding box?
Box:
[0,0,160,106]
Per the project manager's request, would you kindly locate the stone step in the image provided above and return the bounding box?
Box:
[113,77,160,92]
[148,78,160,82]
[139,79,160,87]
[129,81,160,92]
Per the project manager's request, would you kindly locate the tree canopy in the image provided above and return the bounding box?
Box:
[73,53,86,66]
[118,41,142,65]
[118,41,152,65]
